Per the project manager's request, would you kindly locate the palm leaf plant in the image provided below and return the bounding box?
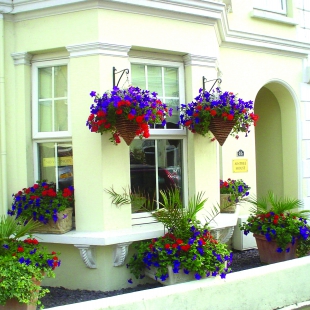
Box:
[240,191,310,255]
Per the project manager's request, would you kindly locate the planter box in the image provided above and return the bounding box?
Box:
[31,208,73,234]
[144,266,218,286]
[220,194,237,213]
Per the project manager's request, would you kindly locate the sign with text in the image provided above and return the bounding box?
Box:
[43,156,73,167]
[233,159,248,173]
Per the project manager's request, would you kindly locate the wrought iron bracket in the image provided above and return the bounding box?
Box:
[113,67,130,87]
[74,244,97,269]
[113,242,132,267]
[202,77,222,92]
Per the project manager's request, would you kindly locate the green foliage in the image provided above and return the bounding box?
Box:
[0,216,61,307]
[0,215,42,241]
[127,189,232,283]
[240,191,310,254]
[105,186,153,212]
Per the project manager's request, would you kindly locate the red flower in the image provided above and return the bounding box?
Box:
[88,114,95,121]
[172,243,178,249]
[184,120,192,126]
[196,105,202,111]
[180,244,191,251]
[33,184,39,189]
[116,109,123,115]
[97,110,105,118]
[17,246,24,253]
[222,112,228,117]
[210,110,217,116]
[227,114,234,121]
[135,115,144,123]
[176,239,183,245]
[127,114,135,121]
[164,244,171,249]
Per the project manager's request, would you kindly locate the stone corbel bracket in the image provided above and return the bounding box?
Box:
[74,244,97,269]
[113,242,132,267]
[211,226,235,244]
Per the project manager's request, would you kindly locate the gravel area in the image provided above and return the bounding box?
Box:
[37,248,262,309]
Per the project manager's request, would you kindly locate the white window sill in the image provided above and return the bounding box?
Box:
[32,223,165,269]
[32,213,239,269]
[251,9,298,26]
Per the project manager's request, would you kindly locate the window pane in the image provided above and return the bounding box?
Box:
[147,66,163,96]
[54,66,67,97]
[54,99,68,131]
[38,142,73,190]
[130,139,182,212]
[131,64,146,89]
[165,98,180,129]
[164,67,179,97]
[39,100,52,132]
[39,67,52,99]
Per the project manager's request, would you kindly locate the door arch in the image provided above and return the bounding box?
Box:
[254,81,300,199]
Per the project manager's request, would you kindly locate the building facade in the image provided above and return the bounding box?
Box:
[0,0,309,291]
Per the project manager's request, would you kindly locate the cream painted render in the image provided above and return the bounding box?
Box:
[0,0,310,292]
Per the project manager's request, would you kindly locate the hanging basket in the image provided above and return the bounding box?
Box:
[209,116,235,146]
[115,116,140,146]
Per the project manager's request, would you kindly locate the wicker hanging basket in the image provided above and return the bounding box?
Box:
[209,116,235,146]
[115,116,140,146]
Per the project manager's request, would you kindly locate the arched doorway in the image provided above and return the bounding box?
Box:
[255,81,300,199]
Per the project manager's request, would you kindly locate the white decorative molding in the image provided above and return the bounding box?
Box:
[74,244,96,269]
[183,54,217,68]
[250,9,298,26]
[11,52,32,65]
[113,242,132,267]
[211,226,235,243]
[66,42,131,58]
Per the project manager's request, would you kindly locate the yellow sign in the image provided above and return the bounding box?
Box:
[43,156,73,167]
[233,159,248,173]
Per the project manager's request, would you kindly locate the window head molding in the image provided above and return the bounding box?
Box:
[66,42,131,58]
[11,52,32,66]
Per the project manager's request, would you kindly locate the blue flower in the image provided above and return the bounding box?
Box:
[195,273,201,280]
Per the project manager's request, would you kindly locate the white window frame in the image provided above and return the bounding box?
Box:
[253,0,287,15]
[32,59,72,189]
[32,59,71,140]
[129,58,188,225]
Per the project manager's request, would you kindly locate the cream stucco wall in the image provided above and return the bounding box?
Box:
[0,0,309,292]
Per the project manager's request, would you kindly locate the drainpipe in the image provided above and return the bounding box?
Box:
[0,14,8,215]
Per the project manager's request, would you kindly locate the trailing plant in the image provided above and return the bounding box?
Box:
[0,216,61,308]
[179,87,258,139]
[127,189,232,283]
[220,178,250,203]
[7,180,74,225]
[86,86,173,145]
[239,191,310,254]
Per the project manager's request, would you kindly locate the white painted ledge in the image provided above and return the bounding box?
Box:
[251,9,298,25]
[45,256,310,310]
[32,223,165,269]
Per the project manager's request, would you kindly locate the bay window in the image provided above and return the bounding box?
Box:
[130,59,186,216]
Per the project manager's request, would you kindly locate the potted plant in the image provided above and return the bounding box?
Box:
[127,189,233,285]
[7,180,74,234]
[239,191,310,264]
[179,87,259,145]
[86,86,173,145]
[220,178,250,213]
[0,216,61,309]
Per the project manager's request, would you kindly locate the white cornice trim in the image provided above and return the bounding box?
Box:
[3,0,310,59]
[183,54,217,68]
[11,52,32,65]
[66,42,131,58]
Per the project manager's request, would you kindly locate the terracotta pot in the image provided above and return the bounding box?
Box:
[220,194,236,213]
[0,299,37,310]
[254,234,297,264]
[31,207,73,234]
